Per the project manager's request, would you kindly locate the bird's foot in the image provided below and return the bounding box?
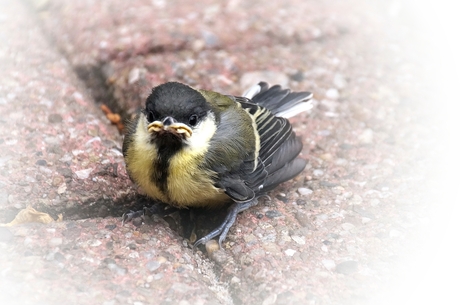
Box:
[193,197,259,250]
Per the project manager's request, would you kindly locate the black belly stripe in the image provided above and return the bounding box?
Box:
[150,134,183,194]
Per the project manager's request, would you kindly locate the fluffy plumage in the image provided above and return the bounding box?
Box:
[123,81,312,247]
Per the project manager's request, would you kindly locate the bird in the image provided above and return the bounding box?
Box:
[122,81,313,248]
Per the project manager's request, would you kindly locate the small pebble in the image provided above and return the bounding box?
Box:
[57,183,67,194]
[313,169,324,177]
[146,260,161,272]
[335,261,359,275]
[358,129,374,144]
[296,199,307,206]
[298,187,313,196]
[319,153,333,161]
[48,238,63,247]
[75,168,93,179]
[285,249,296,256]
[48,113,63,123]
[322,259,336,271]
[107,263,127,276]
[291,235,306,245]
[128,68,141,84]
[35,159,47,166]
[325,88,340,99]
[265,210,282,219]
[210,249,228,265]
[231,276,241,284]
[295,212,309,227]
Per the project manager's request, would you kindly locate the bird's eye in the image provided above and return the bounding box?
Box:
[147,111,155,123]
[189,114,198,126]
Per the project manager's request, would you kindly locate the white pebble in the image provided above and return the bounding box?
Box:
[298,188,313,196]
[326,88,340,99]
[313,169,324,177]
[322,259,336,271]
[358,128,374,144]
[128,68,140,84]
[75,168,93,179]
[291,235,306,245]
[285,249,297,256]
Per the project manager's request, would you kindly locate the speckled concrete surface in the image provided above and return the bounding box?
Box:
[1,0,458,304]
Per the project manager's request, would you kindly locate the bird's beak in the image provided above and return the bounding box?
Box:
[147,116,192,138]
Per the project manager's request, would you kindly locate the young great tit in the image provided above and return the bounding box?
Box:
[122,81,313,247]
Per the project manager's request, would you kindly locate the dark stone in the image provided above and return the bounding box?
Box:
[290,70,304,82]
[265,210,283,219]
[58,167,73,178]
[275,194,288,203]
[48,113,63,123]
[35,159,47,166]
[296,199,307,205]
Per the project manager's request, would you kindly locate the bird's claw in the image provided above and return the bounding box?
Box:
[121,209,145,225]
[193,197,259,250]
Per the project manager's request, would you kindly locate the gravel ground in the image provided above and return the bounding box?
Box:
[1,0,459,304]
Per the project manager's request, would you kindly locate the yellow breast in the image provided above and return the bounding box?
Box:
[124,114,230,208]
[166,149,230,207]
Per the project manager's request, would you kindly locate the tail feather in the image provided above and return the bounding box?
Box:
[243,82,313,118]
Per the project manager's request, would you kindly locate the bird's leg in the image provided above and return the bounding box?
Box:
[179,208,198,244]
[122,202,177,225]
[193,197,259,249]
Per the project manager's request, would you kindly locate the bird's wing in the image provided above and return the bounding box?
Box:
[213,95,306,202]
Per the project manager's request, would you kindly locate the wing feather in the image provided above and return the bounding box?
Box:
[213,84,310,201]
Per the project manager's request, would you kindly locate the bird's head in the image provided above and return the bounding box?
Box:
[140,82,217,151]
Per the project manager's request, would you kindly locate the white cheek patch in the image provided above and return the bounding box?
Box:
[184,112,217,154]
[136,114,152,144]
